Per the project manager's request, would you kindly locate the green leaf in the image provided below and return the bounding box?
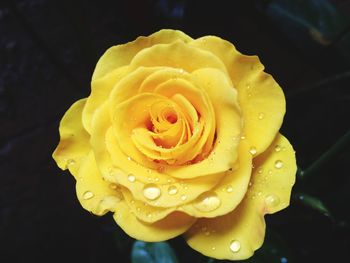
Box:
[294,193,331,217]
[131,241,178,263]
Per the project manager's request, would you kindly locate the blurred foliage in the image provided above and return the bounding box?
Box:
[293,193,331,218]
[257,0,350,47]
[131,241,178,263]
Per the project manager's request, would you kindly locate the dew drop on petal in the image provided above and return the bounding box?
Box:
[226,185,233,193]
[274,160,284,169]
[83,191,94,200]
[109,183,118,190]
[67,159,75,166]
[194,192,221,212]
[168,185,178,195]
[143,184,161,200]
[258,112,265,120]
[127,156,132,161]
[127,174,136,182]
[181,195,187,201]
[249,146,257,155]
[230,240,241,253]
[265,194,280,207]
[211,246,216,251]
[275,145,282,152]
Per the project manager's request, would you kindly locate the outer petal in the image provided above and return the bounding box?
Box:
[82,66,129,133]
[129,40,228,75]
[52,99,90,177]
[185,134,296,260]
[76,151,123,216]
[92,29,192,81]
[191,36,285,155]
[113,202,196,242]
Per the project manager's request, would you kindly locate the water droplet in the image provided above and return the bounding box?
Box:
[136,207,141,212]
[67,159,75,166]
[226,185,233,193]
[257,168,263,174]
[249,146,257,155]
[265,194,280,207]
[249,181,253,187]
[268,169,273,175]
[274,160,284,169]
[246,84,251,90]
[154,177,159,182]
[167,179,172,183]
[127,156,132,161]
[168,185,178,195]
[230,240,241,253]
[258,112,265,120]
[211,246,216,251]
[128,174,136,182]
[275,145,281,152]
[83,191,94,200]
[240,135,246,140]
[147,213,152,218]
[181,195,187,201]
[130,200,135,204]
[257,191,262,196]
[178,68,184,74]
[194,192,221,212]
[109,183,118,190]
[143,184,161,200]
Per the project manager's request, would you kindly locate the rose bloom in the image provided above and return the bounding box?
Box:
[53,29,296,260]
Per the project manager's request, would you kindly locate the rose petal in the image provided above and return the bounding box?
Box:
[191,36,285,155]
[52,99,90,177]
[184,133,296,260]
[113,203,196,242]
[92,29,192,81]
[82,66,129,133]
[181,140,252,218]
[76,151,123,215]
[129,40,228,75]
[121,186,176,223]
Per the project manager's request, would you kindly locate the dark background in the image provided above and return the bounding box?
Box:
[1,0,350,262]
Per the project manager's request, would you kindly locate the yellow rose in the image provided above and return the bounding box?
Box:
[53,29,296,260]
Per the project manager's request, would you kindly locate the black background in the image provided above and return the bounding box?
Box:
[1,0,350,262]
